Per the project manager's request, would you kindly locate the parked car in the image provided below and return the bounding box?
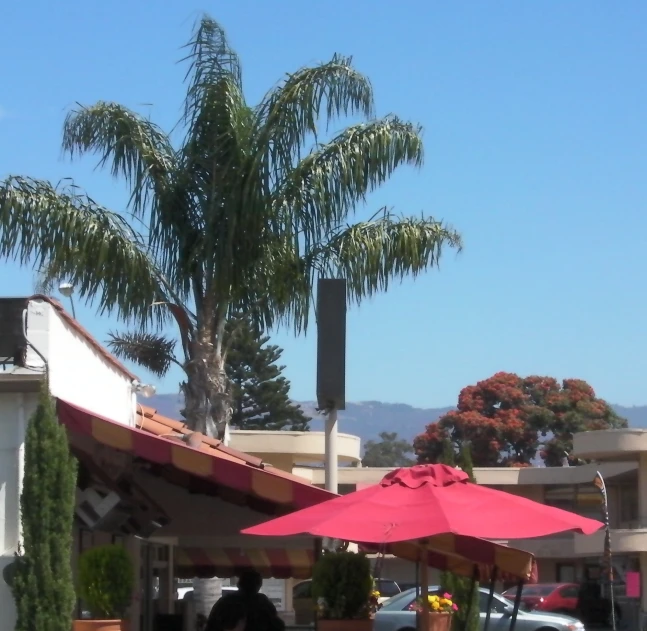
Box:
[373,586,586,631]
[502,583,579,615]
[292,578,402,625]
[502,582,621,627]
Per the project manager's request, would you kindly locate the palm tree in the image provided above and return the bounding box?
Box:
[0,15,462,438]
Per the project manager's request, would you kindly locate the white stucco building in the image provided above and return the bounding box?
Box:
[0,295,141,630]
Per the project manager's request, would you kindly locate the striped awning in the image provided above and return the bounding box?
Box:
[57,399,332,511]
[175,547,314,579]
[360,533,537,583]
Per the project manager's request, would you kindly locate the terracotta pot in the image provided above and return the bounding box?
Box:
[73,620,127,631]
[318,618,373,631]
[425,612,452,631]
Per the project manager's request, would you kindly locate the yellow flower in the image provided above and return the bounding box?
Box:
[432,602,440,611]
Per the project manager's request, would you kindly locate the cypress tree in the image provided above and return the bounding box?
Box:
[227,313,310,431]
[10,387,78,631]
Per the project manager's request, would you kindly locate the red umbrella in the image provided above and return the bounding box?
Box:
[243,464,603,542]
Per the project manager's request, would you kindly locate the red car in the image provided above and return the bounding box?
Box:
[502,583,579,615]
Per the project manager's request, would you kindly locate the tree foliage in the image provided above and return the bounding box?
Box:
[0,15,462,438]
[414,372,627,467]
[10,388,77,631]
[361,431,415,467]
[227,313,310,431]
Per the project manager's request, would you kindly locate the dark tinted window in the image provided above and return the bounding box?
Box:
[293,581,312,599]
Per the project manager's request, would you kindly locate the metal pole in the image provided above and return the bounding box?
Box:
[483,566,498,631]
[418,542,429,631]
[314,538,322,631]
[143,542,153,631]
[325,409,338,493]
[415,559,420,631]
[508,579,523,631]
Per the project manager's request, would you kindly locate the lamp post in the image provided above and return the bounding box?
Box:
[58,282,76,319]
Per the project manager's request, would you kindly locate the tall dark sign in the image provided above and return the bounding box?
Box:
[316,278,346,411]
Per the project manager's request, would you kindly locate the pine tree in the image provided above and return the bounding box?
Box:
[227,314,310,431]
[11,387,78,631]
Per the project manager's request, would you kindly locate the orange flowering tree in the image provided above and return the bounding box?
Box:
[414,372,627,467]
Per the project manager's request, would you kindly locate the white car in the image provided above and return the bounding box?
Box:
[374,586,586,631]
[178,585,238,600]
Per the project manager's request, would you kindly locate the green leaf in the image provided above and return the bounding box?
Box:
[108,331,180,377]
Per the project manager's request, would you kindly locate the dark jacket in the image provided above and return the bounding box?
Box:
[206,591,285,631]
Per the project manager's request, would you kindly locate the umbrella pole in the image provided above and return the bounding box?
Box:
[461,565,479,631]
[482,566,498,631]
[418,540,429,631]
[314,538,322,631]
[508,578,524,631]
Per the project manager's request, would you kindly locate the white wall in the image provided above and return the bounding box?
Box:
[0,392,38,631]
[25,298,136,426]
[0,298,138,631]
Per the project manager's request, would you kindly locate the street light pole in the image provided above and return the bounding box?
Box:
[316,278,346,497]
[325,408,338,493]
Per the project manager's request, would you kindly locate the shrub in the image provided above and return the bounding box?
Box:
[312,550,373,619]
[78,544,135,619]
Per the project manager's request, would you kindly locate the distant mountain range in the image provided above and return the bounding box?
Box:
[146,394,647,445]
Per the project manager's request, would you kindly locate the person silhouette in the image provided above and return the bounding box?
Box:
[206,571,285,631]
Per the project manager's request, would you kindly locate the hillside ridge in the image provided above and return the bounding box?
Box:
[145,394,646,445]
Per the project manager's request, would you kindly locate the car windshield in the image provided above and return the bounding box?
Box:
[376,580,401,597]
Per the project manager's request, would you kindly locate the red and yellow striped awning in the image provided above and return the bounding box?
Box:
[175,547,315,579]
[361,533,538,583]
[57,400,332,511]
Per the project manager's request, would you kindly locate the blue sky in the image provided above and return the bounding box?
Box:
[2,1,647,408]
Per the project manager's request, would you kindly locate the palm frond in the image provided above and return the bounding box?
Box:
[63,102,176,218]
[255,55,374,179]
[264,212,461,331]
[275,117,424,244]
[107,331,180,377]
[33,263,59,295]
[310,212,462,302]
[181,16,243,129]
[0,176,168,324]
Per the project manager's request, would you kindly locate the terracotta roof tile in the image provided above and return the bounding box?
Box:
[135,405,321,485]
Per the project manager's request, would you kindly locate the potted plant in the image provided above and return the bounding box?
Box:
[312,550,374,631]
[412,592,458,631]
[75,544,135,631]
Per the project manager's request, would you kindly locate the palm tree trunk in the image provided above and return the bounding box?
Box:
[180,329,232,440]
[181,328,232,621]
